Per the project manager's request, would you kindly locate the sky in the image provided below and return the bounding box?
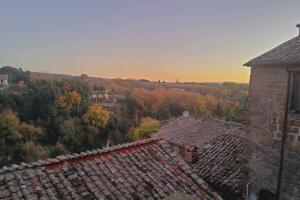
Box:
[0,1,300,82]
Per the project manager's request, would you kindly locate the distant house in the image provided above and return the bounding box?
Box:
[109,94,125,103]
[90,90,110,103]
[0,74,8,86]
[244,24,300,199]
[90,90,125,107]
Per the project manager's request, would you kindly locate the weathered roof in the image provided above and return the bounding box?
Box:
[0,74,8,80]
[153,116,245,150]
[0,138,222,200]
[192,134,245,198]
[244,36,300,67]
[153,116,246,198]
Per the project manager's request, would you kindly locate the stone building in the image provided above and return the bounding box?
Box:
[244,24,300,199]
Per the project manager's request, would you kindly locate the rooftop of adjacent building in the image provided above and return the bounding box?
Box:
[153,115,247,199]
[244,23,300,67]
[153,115,246,150]
[0,138,223,200]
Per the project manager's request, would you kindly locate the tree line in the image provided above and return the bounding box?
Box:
[0,67,112,166]
[0,66,248,167]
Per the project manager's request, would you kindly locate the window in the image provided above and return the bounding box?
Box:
[258,189,276,200]
[290,72,300,114]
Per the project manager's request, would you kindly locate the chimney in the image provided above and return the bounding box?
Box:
[297,23,300,36]
[183,145,198,164]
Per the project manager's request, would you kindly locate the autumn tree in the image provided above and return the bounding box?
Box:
[19,123,43,143]
[128,87,208,120]
[68,91,81,115]
[56,91,81,116]
[0,109,46,166]
[22,141,48,162]
[0,109,22,147]
[106,80,129,94]
[0,66,249,166]
[82,105,110,134]
[129,117,160,141]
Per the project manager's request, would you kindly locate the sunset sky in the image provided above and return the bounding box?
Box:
[1,1,300,82]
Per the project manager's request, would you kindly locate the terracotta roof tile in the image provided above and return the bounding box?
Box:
[192,134,245,198]
[153,116,246,198]
[0,139,222,200]
[153,116,245,151]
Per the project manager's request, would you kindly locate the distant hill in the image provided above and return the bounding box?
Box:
[29,71,248,96]
[30,72,75,80]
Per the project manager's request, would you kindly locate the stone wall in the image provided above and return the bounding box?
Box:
[287,115,300,145]
[248,66,300,199]
[248,66,287,194]
[281,115,300,200]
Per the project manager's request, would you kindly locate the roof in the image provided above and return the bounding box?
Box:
[244,36,300,67]
[153,116,246,150]
[153,116,246,198]
[192,134,245,197]
[0,138,222,200]
[0,74,8,80]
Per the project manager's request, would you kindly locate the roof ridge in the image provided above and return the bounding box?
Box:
[160,115,245,127]
[244,36,300,66]
[203,117,245,127]
[0,138,160,174]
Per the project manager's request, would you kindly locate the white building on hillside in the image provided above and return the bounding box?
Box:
[0,74,8,87]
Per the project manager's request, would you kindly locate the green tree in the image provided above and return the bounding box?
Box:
[0,109,22,146]
[22,141,48,162]
[49,142,67,158]
[0,109,22,166]
[19,123,43,143]
[129,117,160,141]
[0,109,46,166]
[58,118,88,152]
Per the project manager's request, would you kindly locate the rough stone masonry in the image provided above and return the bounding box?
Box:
[245,24,300,199]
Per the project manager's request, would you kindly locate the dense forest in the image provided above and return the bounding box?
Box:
[0,66,248,167]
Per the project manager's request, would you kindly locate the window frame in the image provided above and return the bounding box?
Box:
[290,71,300,114]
